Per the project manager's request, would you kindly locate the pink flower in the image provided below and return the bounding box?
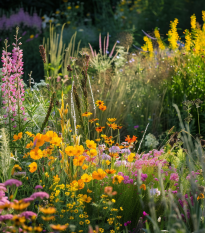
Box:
[170,173,179,182]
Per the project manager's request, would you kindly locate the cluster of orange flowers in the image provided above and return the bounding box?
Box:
[96,100,107,111]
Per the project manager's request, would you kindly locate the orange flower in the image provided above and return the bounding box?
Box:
[104,186,117,196]
[125,135,137,143]
[74,145,84,156]
[92,169,106,180]
[89,118,99,123]
[33,133,45,147]
[109,152,118,158]
[140,184,146,190]
[73,155,85,166]
[50,224,68,231]
[13,132,22,141]
[77,179,85,190]
[95,138,101,142]
[26,141,33,149]
[28,162,37,173]
[30,147,43,160]
[82,112,92,117]
[105,169,116,174]
[117,125,123,129]
[99,105,107,111]
[107,118,117,122]
[95,126,105,132]
[89,149,97,157]
[44,131,58,142]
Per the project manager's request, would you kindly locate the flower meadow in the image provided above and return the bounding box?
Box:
[2,8,205,233]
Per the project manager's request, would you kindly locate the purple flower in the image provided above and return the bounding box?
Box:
[134,125,139,129]
[172,191,177,194]
[35,185,43,190]
[20,211,37,219]
[0,214,13,221]
[141,173,148,182]
[30,191,49,199]
[143,211,148,217]
[23,197,34,203]
[22,31,27,36]
[170,173,179,182]
[4,179,22,187]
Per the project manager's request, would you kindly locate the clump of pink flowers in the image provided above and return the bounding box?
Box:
[1,27,26,128]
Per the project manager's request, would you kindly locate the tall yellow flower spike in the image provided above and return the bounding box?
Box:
[58,91,68,134]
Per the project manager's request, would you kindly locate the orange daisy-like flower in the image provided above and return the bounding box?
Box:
[13,132,23,141]
[117,125,123,129]
[99,105,107,111]
[50,137,62,147]
[73,155,85,166]
[82,112,92,117]
[112,175,124,184]
[89,118,99,123]
[30,147,43,160]
[44,131,58,142]
[95,100,104,106]
[95,126,105,132]
[33,133,45,147]
[105,169,116,174]
[82,194,92,203]
[125,135,137,143]
[92,169,107,180]
[81,173,92,183]
[50,224,68,231]
[107,118,117,122]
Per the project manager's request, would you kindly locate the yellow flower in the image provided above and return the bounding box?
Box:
[81,173,92,183]
[50,137,62,147]
[85,219,90,224]
[87,189,92,193]
[45,172,49,178]
[75,5,80,9]
[65,192,70,196]
[13,132,22,141]
[111,199,116,203]
[82,194,92,203]
[53,175,60,183]
[74,209,78,213]
[120,207,123,211]
[28,162,37,173]
[106,160,111,165]
[26,131,34,137]
[82,112,92,117]
[112,175,124,184]
[127,153,135,162]
[95,138,101,142]
[95,100,104,106]
[191,14,196,30]
[86,140,96,149]
[30,35,34,39]
[74,145,84,156]
[67,6,71,10]
[82,164,88,170]
[40,207,56,214]
[44,131,58,142]
[67,21,71,24]
[89,149,97,157]
[107,118,117,122]
[11,164,22,175]
[65,146,76,156]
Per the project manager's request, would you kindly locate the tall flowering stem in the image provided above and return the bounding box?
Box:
[1,27,26,137]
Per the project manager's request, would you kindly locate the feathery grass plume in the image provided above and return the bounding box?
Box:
[115,31,134,50]
[40,92,55,133]
[0,128,12,182]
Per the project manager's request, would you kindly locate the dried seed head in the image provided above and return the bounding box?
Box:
[39,45,46,63]
[67,65,73,72]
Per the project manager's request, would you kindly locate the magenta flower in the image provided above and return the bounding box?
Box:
[4,179,22,187]
[23,197,34,203]
[141,173,148,182]
[35,185,43,190]
[170,173,179,182]
[30,192,49,199]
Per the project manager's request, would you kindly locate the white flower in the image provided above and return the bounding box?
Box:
[158,217,161,222]
[150,188,160,196]
[145,133,159,149]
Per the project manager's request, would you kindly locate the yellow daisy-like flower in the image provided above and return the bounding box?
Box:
[13,132,22,141]
[30,35,34,39]
[82,112,92,117]
[107,118,117,122]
